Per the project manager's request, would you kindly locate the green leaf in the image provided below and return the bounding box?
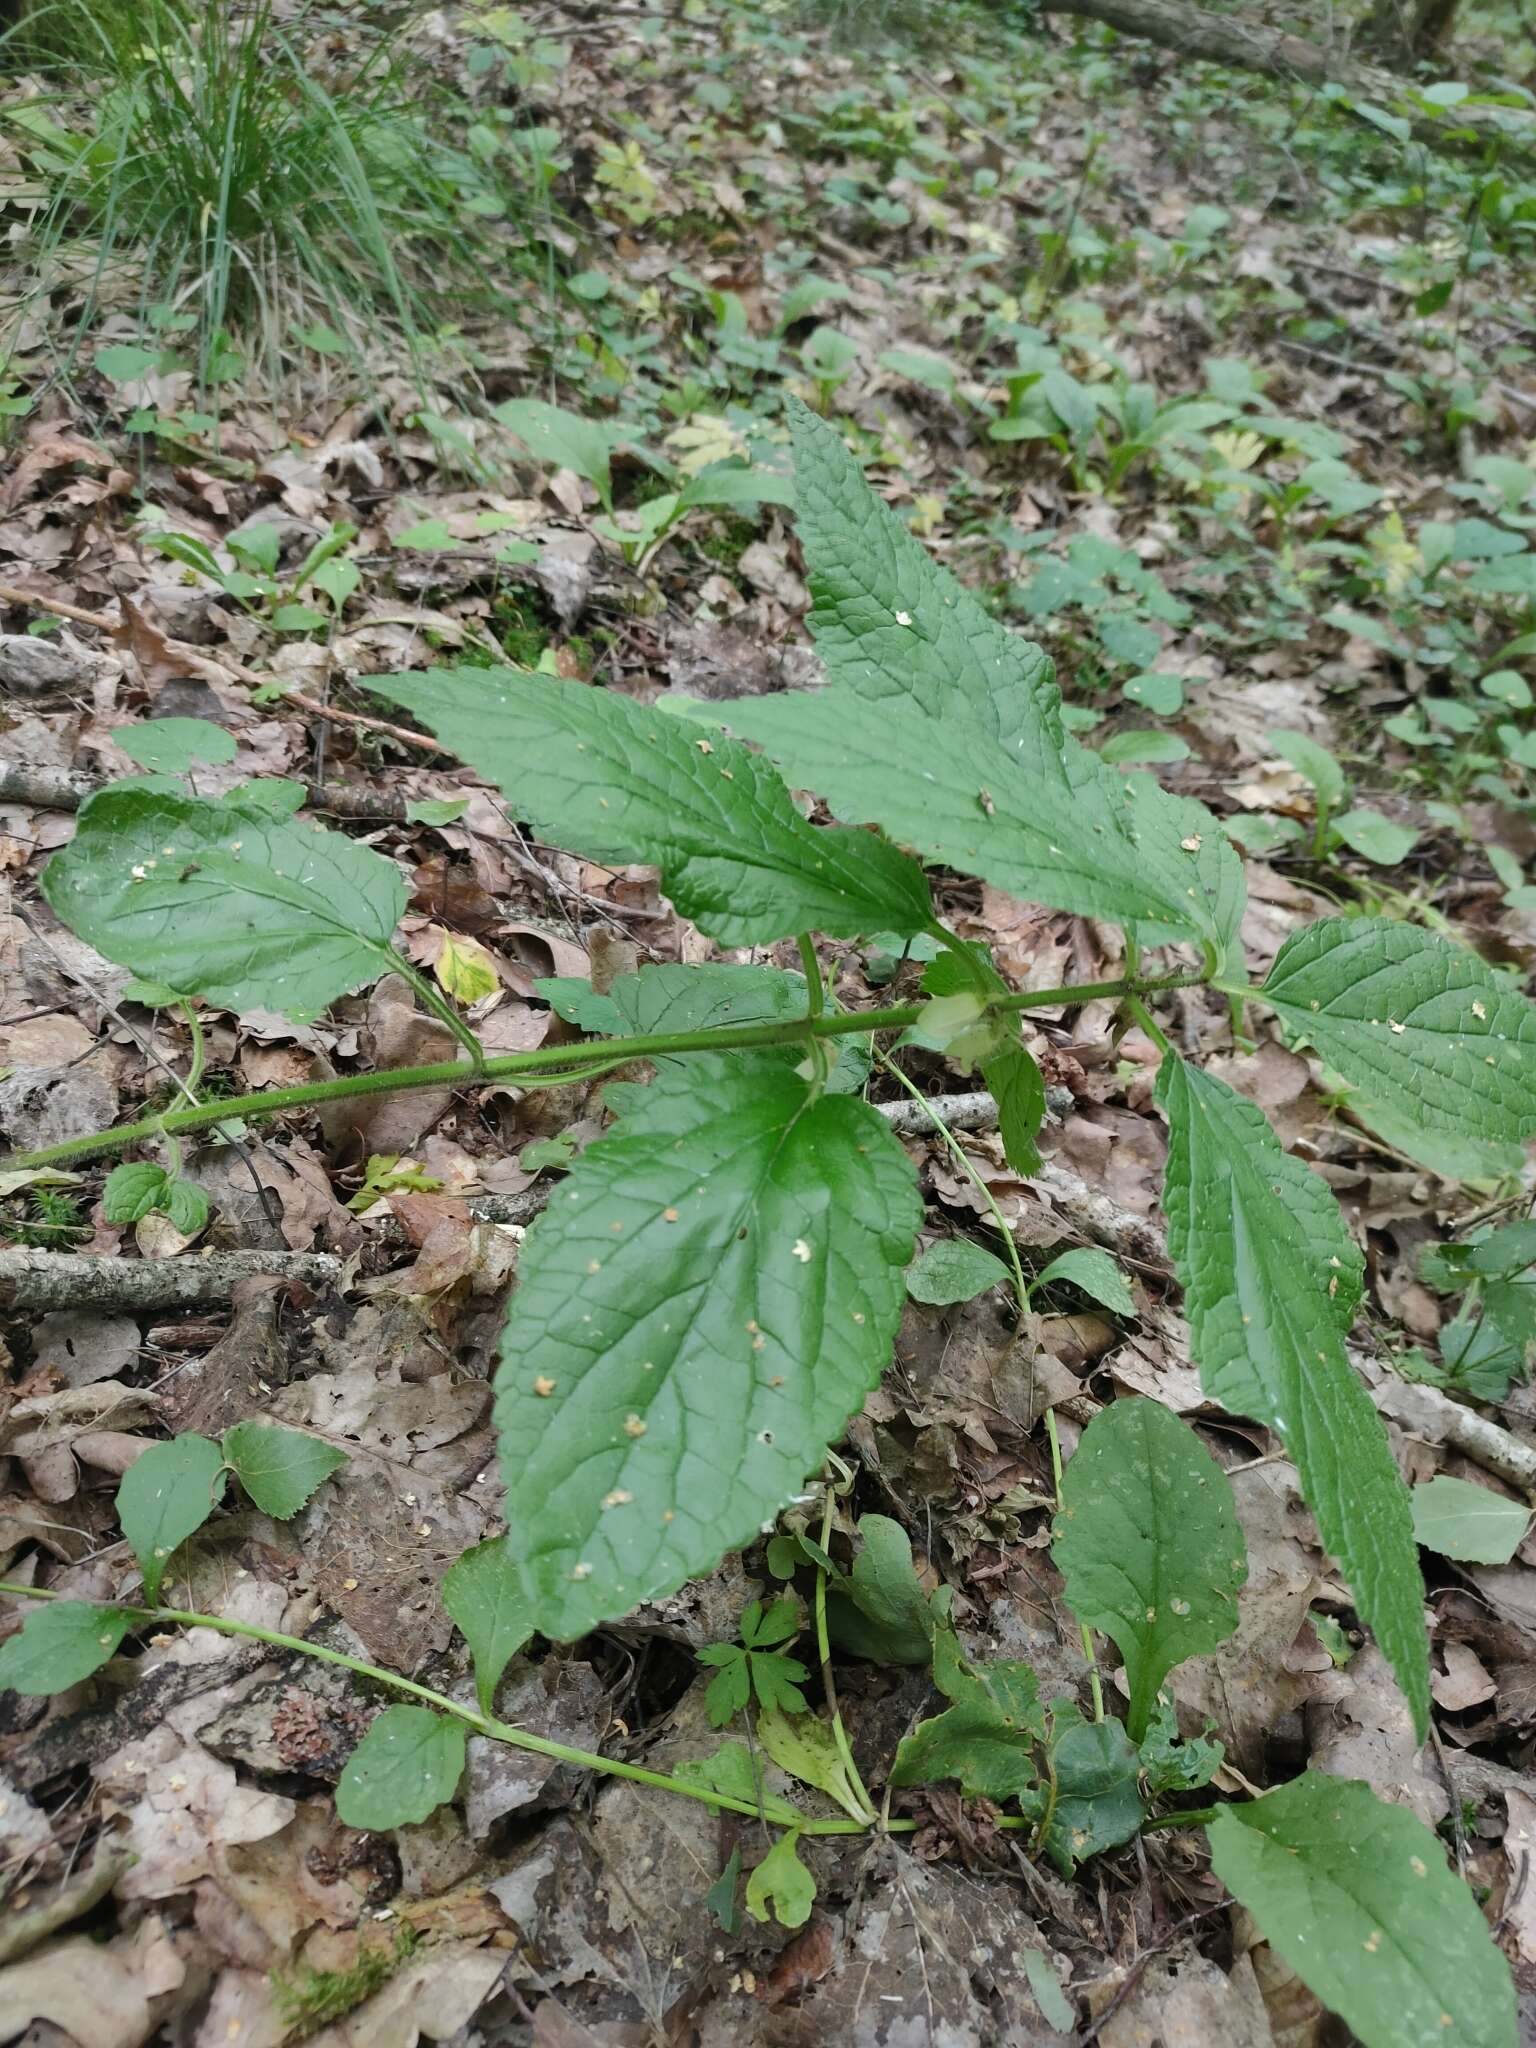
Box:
[491,1057,922,1638]
[102,1160,170,1223]
[705,1846,742,1932]
[1029,1714,1145,1874]
[1206,1774,1515,2048]
[1034,1248,1134,1316]
[1157,1057,1429,1740]
[745,1828,815,1929]
[1333,808,1418,866]
[1137,1694,1223,1793]
[221,1422,348,1521]
[42,786,407,1026]
[717,402,1243,959]
[116,1434,227,1604]
[1052,1398,1246,1738]
[1022,1951,1075,2033]
[495,399,637,512]
[1261,917,1536,1170]
[1410,1476,1531,1565]
[757,1707,872,1822]
[984,1036,1048,1175]
[335,1706,467,1830]
[607,961,865,1093]
[534,975,623,1034]
[96,343,159,384]
[889,1622,1045,1801]
[0,1602,133,1695]
[1098,729,1189,766]
[826,1512,945,1664]
[364,668,931,947]
[1267,729,1346,812]
[907,1238,1011,1305]
[164,1179,209,1236]
[675,1738,799,1824]
[441,1537,535,1717]
[115,718,237,775]
[405,797,470,827]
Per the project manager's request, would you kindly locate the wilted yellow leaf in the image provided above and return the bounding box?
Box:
[434,930,499,1006]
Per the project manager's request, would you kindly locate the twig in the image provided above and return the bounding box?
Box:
[0,583,447,755]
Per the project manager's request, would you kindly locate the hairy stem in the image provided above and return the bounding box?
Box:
[1046,1409,1106,1724]
[5,972,1204,1171]
[814,1487,877,1825]
[0,1579,883,1836]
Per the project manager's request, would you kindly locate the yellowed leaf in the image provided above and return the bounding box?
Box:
[433,930,498,1006]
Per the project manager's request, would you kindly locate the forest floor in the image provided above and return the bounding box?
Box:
[2,0,1536,2042]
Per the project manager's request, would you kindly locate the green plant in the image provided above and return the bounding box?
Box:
[3,400,1533,2041]
[1399,1215,1536,1402]
[142,519,358,633]
[1228,727,1420,868]
[5,0,524,388]
[1,1396,1514,2044]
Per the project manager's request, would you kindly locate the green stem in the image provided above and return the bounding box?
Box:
[180,1001,206,1098]
[797,932,833,1096]
[0,1579,880,1837]
[1046,1409,1105,1724]
[5,973,1204,1172]
[389,951,486,1071]
[871,1045,1032,1317]
[814,1487,877,1826]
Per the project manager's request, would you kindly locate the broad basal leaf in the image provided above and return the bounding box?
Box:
[42,785,407,1025]
[221,1422,348,1521]
[1206,1774,1515,2048]
[906,1238,1011,1305]
[492,1053,922,1638]
[1260,917,1536,1174]
[888,1621,1045,1801]
[336,1705,467,1830]
[1053,1397,1246,1739]
[0,1602,133,1695]
[717,401,1244,959]
[116,1434,227,1605]
[441,1537,535,1717]
[1157,1058,1429,1739]
[364,668,932,946]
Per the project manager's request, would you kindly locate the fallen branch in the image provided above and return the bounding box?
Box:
[1036,0,1535,154]
[1373,1376,1536,1501]
[0,1247,343,1309]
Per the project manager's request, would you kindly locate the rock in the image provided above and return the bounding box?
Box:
[0,633,86,694]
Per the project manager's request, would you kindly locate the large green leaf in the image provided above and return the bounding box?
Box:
[42,786,407,1024]
[493,1054,922,1638]
[717,402,1244,960]
[1157,1058,1429,1739]
[1053,1398,1246,1739]
[0,1602,133,1695]
[336,1705,467,1830]
[116,1434,227,1606]
[364,668,931,946]
[1260,917,1536,1174]
[1206,1774,1515,2048]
